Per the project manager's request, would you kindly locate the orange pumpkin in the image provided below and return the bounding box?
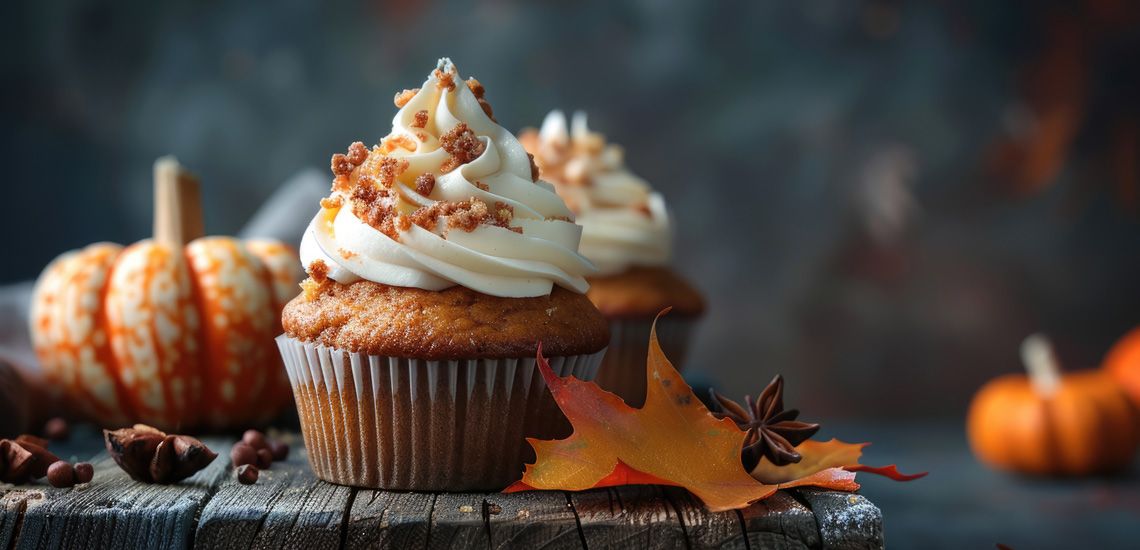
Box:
[967,334,1140,476]
[30,158,303,430]
[1104,326,1140,407]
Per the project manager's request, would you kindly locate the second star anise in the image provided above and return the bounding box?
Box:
[709,374,821,470]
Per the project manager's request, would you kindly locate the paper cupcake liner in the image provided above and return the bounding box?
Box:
[276,335,604,491]
[594,316,696,407]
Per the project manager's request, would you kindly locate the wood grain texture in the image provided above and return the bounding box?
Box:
[485,490,583,549]
[0,428,885,549]
[345,489,435,549]
[194,444,353,549]
[570,485,688,549]
[5,437,230,550]
[797,489,883,550]
[660,486,748,550]
[738,490,820,549]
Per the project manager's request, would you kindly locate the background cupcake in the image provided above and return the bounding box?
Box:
[520,111,704,407]
[278,59,609,491]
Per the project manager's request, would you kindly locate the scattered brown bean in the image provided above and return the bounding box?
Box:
[230,442,257,467]
[269,440,289,462]
[47,460,75,488]
[74,462,94,484]
[256,448,273,469]
[237,464,259,485]
[242,430,269,452]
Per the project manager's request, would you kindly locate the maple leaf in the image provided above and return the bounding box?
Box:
[751,439,927,487]
[507,316,778,512]
[506,312,925,511]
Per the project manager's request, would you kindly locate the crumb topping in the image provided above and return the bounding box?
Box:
[465,78,485,98]
[346,142,369,165]
[439,123,485,173]
[381,135,417,154]
[412,110,429,129]
[474,181,490,191]
[338,248,358,260]
[350,180,400,240]
[433,68,456,91]
[307,260,329,283]
[331,154,352,177]
[415,173,435,196]
[320,196,344,210]
[394,88,418,108]
[527,153,540,182]
[405,197,520,234]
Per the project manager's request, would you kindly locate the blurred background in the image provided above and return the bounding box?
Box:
[4,0,1140,425]
[5,1,1140,547]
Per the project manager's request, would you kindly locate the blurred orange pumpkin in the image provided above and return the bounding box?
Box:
[1104,326,1140,407]
[967,334,1140,476]
[30,158,303,431]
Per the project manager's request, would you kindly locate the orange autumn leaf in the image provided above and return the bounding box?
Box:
[508,317,778,512]
[751,439,927,486]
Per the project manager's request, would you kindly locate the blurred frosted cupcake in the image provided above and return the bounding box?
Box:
[520,111,703,407]
[278,59,609,491]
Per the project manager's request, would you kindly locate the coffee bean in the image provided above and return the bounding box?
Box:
[230,442,257,467]
[47,461,75,488]
[74,462,94,484]
[237,464,259,485]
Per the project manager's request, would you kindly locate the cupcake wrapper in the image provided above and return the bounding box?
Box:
[276,335,604,491]
[594,317,697,407]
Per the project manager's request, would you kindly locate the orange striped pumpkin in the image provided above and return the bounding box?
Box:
[30,158,302,430]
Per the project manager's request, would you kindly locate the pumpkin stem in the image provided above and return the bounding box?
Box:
[1021,333,1062,397]
[153,156,205,246]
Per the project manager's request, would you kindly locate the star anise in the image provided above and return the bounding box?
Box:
[709,375,821,470]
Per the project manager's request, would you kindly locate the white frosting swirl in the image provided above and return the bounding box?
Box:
[300,59,595,298]
[522,111,672,276]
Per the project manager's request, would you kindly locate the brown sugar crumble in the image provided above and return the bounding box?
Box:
[433,68,456,91]
[527,153,540,182]
[415,173,436,196]
[474,181,490,191]
[465,78,485,98]
[346,141,369,165]
[405,197,519,234]
[478,98,495,121]
[307,260,329,284]
[412,110,429,129]
[330,154,352,177]
[439,123,485,173]
[338,248,358,260]
[320,196,344,210]
[394,88,418,108]
[381,135,417,154]
[350,180,401,240]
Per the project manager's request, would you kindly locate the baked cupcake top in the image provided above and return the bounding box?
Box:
[299,59,595,299]
[519,111,671,276]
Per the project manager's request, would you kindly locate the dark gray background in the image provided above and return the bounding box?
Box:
[4,0,1139,423]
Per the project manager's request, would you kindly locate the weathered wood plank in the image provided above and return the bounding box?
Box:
[738,491,819,549]
[194,444,353,549]
[7,436,231,550]
[571,485,687,549]
[427,492,494,549]
[485,490,583,549]
[660,486,747,549]
[796,489,882,550]
[345,489,435,549]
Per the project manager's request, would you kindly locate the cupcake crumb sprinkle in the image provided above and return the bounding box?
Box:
[330,154,352,177]
[412,110,429,129]
[474,181,489,191]
[307,260,329,283]
[346,142,369,165]
[320,195,343,210]
[433,68,456,91]
[394,88,418,108]
[439,123,485,174]
[415,174,435,196]
[465,78,485,99]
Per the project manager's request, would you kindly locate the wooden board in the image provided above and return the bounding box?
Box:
[0,429,884,549]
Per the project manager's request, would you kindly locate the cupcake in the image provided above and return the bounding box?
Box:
[278,59,609,491]
[520,111,704,407]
